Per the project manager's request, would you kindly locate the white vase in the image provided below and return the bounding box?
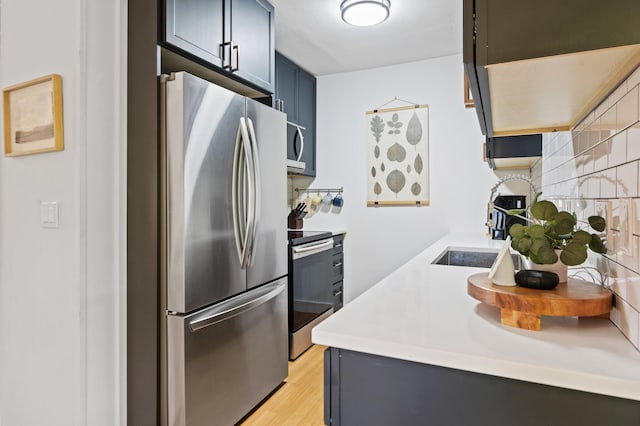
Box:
[525,249,568,283]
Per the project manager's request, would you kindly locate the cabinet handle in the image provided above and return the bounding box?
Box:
[333,262,343,267]
[333,290,343,296]
[232,43,239,72]
[221,41,232,71]
[221,41,239,72]
[334,243,343,248]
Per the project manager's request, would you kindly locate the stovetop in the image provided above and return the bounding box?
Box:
[287,229,333,246]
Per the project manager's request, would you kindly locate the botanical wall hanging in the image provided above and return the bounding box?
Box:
[366,104,429,206]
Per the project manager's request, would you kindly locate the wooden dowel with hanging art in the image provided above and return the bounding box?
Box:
[366,100,429,207]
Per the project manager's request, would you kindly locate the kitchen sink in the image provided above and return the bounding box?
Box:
[432,248,524,269]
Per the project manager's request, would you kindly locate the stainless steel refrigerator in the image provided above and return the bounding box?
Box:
[160,71,288,426]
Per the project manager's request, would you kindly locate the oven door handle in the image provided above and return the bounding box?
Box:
[188,280,285,332]
[292,239,334,259]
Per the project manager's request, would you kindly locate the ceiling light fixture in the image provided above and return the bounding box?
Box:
[340,0,391,27]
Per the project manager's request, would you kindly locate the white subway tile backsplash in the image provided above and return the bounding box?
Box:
[608,229,619,255]
[634,199,640,236]
[617,86,639,132]
[609,131,626,167]
[589,119,603,147]
[616,161,638,198]
[609,260,640,310]
[583,198,595,219]
[599,104,616,142]
[540,66,640,350]
[595,200,610,230]
[593,141,608,172]
[601,168,617,198]
[627,124,640,161]
[583,148,595,175]
[609,296,639,348]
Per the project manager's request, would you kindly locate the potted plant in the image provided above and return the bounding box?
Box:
[506,194,607,282]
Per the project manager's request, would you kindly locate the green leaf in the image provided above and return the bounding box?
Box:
[589,234,607,254]
[571,230,592,245]
[528,252,541,264]
[506,209,526,217]
[509,223,525,238]
[560,243,588,266]
[516,236,532,253]
[531,200,558,221]
[528,224,545,238]
[588,216,606,232]
[536,245,558,264]
[529,237,549,256]
[554,219,575,235]
[555,211,576,227]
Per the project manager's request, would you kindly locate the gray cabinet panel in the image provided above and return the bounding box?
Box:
[275,52,298,122]
[231,0,275,93]
[326,348,640,426]
[163,0,275,94]
[297,69,316,176]
[164,0,226,67]
[275,52,317,177]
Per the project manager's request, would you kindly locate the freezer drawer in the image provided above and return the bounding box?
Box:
[166,277,288,426]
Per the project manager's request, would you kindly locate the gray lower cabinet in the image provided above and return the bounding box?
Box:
[163,0,275,93]
[324,348,640,426]
[276,52,316,176]
[331,235,344,311]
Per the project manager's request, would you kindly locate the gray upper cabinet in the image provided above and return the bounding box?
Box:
[163,0,275,94]
[275,53,298,123]
[230,0,275,93]
[463,0,640,137]
[276,52,316,177]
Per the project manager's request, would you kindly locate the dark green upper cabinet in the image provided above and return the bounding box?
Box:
[463,0,640,137]
[276,52,316,177]
[163,0,275,94]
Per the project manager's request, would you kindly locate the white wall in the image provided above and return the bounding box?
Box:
[304,54,530,302]
[0,0,126,425]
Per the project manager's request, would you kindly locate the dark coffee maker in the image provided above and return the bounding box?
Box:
[491,195,527,240]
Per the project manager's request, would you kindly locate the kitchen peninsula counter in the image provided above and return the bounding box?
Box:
[312,233,640,404]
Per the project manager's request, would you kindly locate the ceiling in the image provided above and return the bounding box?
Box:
[268,0,463,76]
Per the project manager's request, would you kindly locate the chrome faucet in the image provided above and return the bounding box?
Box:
[486,174,538,237]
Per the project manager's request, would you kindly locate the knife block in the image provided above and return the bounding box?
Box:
[287,212,303,229]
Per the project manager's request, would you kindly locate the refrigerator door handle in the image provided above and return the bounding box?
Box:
[232,117,255,268]
[246,118,261,266]
[188,280,286,332]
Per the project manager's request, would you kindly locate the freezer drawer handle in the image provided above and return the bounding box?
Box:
[189,281,285,332]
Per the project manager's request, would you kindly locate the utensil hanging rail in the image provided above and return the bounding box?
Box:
[295,187,343,193]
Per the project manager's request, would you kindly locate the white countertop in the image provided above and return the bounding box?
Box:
[312,233,640,401]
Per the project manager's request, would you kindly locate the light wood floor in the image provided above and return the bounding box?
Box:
[239,344,326,426]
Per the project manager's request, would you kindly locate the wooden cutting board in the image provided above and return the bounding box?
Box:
[467,272,612,331]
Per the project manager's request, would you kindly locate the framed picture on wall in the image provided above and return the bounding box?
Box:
[366,104,430,207]
[3,74,64,157]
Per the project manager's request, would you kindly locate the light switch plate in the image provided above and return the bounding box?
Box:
[41,201,59,228]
